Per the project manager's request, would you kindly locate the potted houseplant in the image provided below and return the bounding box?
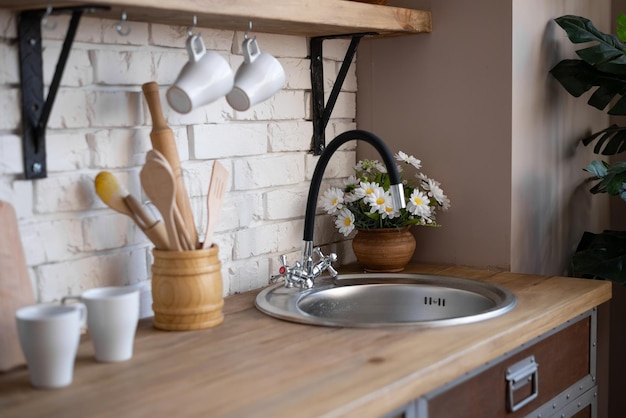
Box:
[320,151,450,271]
[550,15,626,282]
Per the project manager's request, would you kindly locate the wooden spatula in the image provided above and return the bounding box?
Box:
[202,161,229,249]
[141,158,182,251]
[0,201,35,371]
[144,151,195,250]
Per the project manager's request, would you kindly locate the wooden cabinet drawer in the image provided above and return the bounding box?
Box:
[417,310,596,418]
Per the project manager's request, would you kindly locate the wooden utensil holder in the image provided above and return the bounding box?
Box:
[151,246,224,331]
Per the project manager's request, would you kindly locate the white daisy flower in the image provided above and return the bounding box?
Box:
[395,151,409,162]
[439,194,451,211]
[428,182,450,210]
[357,159,386,173]
[366,187,392,214]
[335,208,355,236]
[425,177,441,192]
[381,204,400,219]
[395,151,421,169]
[416,172,429,186]
[356,160,376,172]
[407,189,432,219]
[344,191,361,203]
[353,181,379,199]
[343,175,358,187]
[320,187,344,214]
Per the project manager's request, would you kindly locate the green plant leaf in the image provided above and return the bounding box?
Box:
[606,163,626,196]
[555,16,626,72]
[584,160,608,177]
[549,60,626,113]
[364,211,379,221]
[606,172,626,195]
[607,95,626,115]
[582,124,626,155]
[551,15,626,116]
[618,14,626,42]
[586,161,626,197]
[607,161,626,174]
[572,230,626,283]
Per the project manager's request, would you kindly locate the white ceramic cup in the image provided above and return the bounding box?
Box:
[16,304,86,389]
[226,37,285,111]
[167,34,234,114]
[64,286,140,363]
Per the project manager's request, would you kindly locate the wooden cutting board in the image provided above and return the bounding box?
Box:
[0,201,35,372]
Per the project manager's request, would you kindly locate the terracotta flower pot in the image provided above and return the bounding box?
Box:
[351,227,416,272]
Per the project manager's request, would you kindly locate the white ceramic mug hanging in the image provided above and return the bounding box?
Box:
[226,32,285,111]
[167,33,234,114]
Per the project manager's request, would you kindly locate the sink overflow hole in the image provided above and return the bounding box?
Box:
[424,296,446,307]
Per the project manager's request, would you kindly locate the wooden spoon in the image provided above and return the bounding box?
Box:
[140,159,183,251]
[202,161,229,249]
[95,171,134,218]
[144,151,194,250]
[95,171,169,250]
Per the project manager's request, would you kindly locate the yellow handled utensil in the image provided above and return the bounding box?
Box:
[95,171,169,250]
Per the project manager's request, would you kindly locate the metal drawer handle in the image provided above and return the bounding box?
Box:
[506,355,539,412]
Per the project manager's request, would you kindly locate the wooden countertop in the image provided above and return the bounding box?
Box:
[0,265,611,418]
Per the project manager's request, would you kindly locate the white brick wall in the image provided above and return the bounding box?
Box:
[0,10,357,317]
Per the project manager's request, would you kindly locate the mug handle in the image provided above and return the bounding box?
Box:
[242,37,261,64]
[75,303,87,328]
[62,296,87,328]
[186,34,206,63]
[61,295,81,305]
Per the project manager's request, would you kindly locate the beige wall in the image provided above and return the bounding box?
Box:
[511,0,610,275]
[357,0,513,270]
[357,0,610,275]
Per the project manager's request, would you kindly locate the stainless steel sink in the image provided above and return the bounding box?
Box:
[255,273,517,328]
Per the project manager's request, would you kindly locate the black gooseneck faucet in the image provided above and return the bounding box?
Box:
[274,130,406,288]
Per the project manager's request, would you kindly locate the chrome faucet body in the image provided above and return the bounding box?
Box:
[271,130,406,289]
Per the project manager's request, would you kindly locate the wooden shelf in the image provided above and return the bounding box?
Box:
[1,0,430,179]
[0,0,432,37]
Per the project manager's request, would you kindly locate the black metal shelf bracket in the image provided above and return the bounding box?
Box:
[17,6,106,179]
[309,32,376,155]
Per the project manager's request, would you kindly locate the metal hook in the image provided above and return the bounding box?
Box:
[115,11,131,36]
[42,6,57,31]
[187,15,198,37]
[244,20,253,40]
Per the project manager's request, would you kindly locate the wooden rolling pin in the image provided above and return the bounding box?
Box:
[142,82,198,248]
